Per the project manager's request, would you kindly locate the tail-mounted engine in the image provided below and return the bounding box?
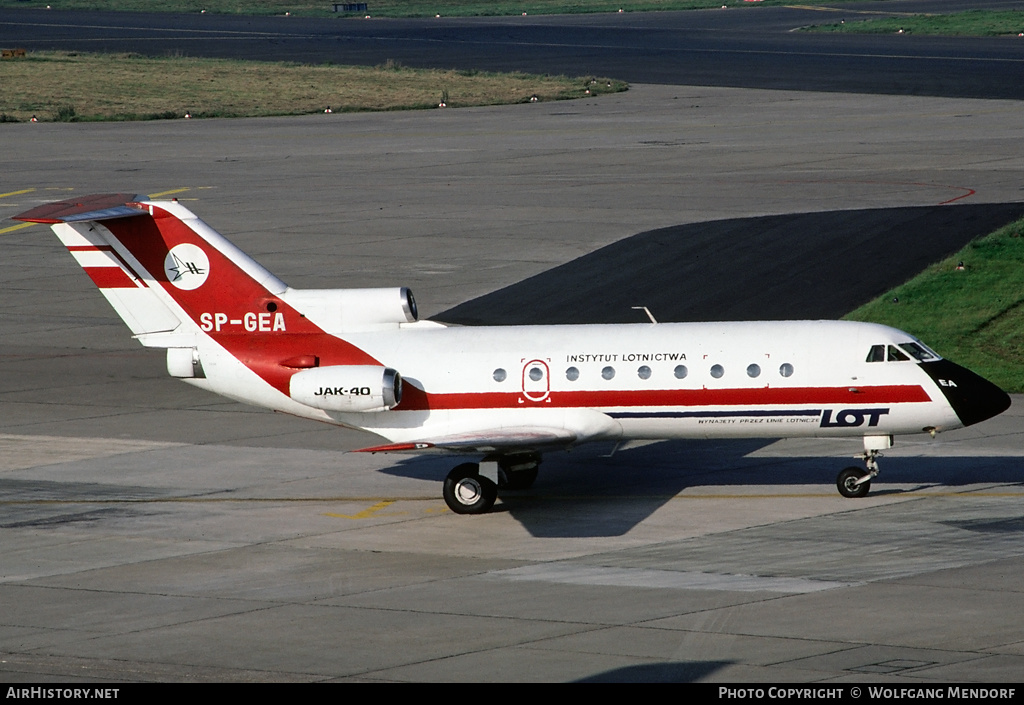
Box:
[281,287,418,332]
[290,365,403,413]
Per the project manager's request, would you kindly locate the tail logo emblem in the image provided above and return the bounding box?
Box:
[164,244,210,290]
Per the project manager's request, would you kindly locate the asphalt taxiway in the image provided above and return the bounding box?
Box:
[5,0,1024,99]
[3,82,1024,681]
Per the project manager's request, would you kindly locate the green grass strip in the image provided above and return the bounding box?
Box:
[0,52,625,122]
[805,10,1024,37]
[845,216,1024,392]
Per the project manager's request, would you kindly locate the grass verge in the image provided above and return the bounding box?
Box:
[845,216,1024,393]
[0,52,626,122]
[805,10,1024,37]
[0,0,876,18]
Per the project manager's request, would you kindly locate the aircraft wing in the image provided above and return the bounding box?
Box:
[354,426,578,454]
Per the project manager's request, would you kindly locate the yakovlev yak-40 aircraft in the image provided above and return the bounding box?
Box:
[14,194,1012,514]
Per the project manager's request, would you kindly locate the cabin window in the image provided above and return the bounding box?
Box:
[746,364,761,378]
[710,364,725,379]
[899,342,938,361]
[637,365,652,380]
[528,367,544,382]
[493,368,507,382]
[674,365,688,379]
[565,366,580,381]
[887,345,910,362]
[602,366,616,380]
[866,345,885,362]
[779,363,794,377]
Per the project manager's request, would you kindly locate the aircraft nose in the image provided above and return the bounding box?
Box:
[920,359,1011,427]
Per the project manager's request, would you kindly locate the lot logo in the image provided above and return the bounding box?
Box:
[820,408,889,428]
[164,244,209,290]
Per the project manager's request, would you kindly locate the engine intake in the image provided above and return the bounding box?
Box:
[290,365,402,412]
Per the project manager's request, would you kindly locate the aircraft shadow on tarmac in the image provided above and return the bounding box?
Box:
[378,441,1024,538]
[575,661,732,683]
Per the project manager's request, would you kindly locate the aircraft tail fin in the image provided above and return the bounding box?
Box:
[15,194,381,394]
[13,193,288,346]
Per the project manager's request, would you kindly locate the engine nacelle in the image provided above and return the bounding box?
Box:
[281,287,418,332]
[290,365,402,412]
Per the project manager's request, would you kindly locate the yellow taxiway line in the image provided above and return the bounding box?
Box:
[0,189,37,199]
[147,187,191,198]
[0,222,35,235]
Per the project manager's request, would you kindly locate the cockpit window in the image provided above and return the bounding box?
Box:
[887,345,910,362]
[899,342,939,361]
[868,343,935,363]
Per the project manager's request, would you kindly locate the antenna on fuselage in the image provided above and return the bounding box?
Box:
[632,306,658,324]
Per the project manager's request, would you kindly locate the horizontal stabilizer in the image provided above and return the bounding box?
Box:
[13,193,146,224]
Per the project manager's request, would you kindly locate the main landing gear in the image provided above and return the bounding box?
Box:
[836,436,891,499]
[442,452,540,514]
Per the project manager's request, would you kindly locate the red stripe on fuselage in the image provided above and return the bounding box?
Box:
[395,384,932,411]
[99,208,379,394]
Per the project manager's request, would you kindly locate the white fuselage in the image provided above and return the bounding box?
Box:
[186,318,960,448]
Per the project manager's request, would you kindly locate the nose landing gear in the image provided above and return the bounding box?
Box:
[836,436,890,498]
[837,464,873,498]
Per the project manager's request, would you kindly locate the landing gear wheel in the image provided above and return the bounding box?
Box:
[499,466,539,490]
[443,462,498,515]
[837,466,871,498]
